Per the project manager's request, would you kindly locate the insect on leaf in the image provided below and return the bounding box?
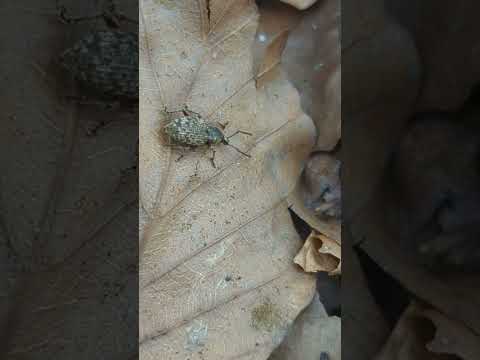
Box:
[140,0,317,358]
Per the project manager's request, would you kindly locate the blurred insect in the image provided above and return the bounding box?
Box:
[56,1,138,134]
[163,105,252,168]
[57,1,138,99]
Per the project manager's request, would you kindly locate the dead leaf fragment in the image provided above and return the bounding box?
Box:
[343,229,390,360]
[376,302,480,360]
[254,1,303,86]
[424,308,480,360]
[294,231,341,274]
[411,1,480,110]
[282,0,341,151]
[269,293,341,360]
[255,29,291,87]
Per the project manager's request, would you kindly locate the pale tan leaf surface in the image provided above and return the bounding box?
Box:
[269,293,340,360]
[139,0,317,358]
[294,231,340,274]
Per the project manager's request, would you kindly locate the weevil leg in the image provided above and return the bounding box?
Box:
[56,2,103,24]
[183,106,202,118]
[164,105,189,116]
[216,121,229,130]
[176,154,185,162]
[57,0,136,28]
[226,130,253,139]
[103,0,138,26]
[174,146,194,163]
[209,147,217,168]
[164,104,203,117]
[193,160,200,177]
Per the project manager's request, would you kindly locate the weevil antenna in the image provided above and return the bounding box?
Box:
[226,130,253,140]
[224,141,251,157]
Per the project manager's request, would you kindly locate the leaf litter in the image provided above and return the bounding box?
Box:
[139,0,317,358]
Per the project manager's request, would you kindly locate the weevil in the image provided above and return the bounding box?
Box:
[163,106,252,167]
[59,30,138,101]
[57,1,138,102]
[56,1,138,135]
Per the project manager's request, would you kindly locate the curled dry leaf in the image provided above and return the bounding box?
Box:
[294,231,341,275]
[375,302,480,360]
[423,308,480,359]
[139,0,316,358]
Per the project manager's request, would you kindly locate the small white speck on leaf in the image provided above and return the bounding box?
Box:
[258,33,267,42]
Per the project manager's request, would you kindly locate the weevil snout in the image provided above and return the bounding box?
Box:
[206,126,225,144]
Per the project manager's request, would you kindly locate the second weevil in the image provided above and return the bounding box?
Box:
[57,1,138,101]
[163,106,252,167]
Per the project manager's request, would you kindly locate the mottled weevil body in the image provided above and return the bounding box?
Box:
[59,30,138,101]
[57,2,138,101]
[163,106,252,167]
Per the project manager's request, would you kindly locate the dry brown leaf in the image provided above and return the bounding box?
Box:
[342,0,420,218]
[254,1,303,86]
[139,0,316,358]
[255,30,291,87]
[423,308,480,359]
[375,302,480,360]
[409,1,480,111]
[343,229,390,360]
[375,303,441,360]
[350,183,480,338]
[282,0,340,151]
[294,231,341,274]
